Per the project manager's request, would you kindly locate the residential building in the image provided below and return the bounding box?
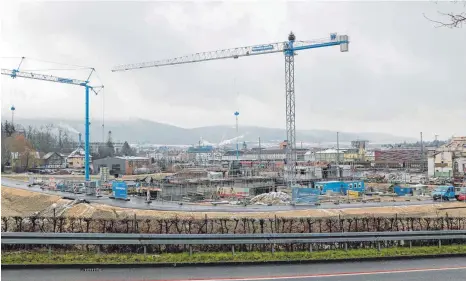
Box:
[67,147,91,169]
[10,151,41,171]
[428,137,466,178]
[42,152,67,169]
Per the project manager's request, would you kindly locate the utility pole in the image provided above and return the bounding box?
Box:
[258,137,262,169]
[420,132,424,173]
[336,132,340,178]
[235,111,239,160]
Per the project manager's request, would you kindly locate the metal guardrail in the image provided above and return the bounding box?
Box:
[2,230,465,246]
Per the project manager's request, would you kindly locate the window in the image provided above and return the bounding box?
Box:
[111,164,121,171]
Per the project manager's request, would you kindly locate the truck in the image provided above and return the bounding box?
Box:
[431,185,456,201]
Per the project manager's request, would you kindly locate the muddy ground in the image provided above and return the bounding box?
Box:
[3,186,466,219]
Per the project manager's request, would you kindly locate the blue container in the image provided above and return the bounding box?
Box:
[344,181,365,194]
[314,181,364,195]
[112,181,128,200]
[393,186,413,196]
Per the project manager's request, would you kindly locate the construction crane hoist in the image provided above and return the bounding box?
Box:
[1,57,103,182]
[112,32,349,186]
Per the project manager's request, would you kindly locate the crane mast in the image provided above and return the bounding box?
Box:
[1,59,103,182]
[113,32,349,187]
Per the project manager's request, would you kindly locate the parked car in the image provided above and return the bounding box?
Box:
[457,193,466,201]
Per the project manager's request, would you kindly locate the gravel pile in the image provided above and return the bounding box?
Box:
[250,192,291,205]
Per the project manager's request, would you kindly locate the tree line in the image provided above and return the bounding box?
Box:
[1,121,136,172]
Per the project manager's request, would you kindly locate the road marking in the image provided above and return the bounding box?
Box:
[151,266,466,281]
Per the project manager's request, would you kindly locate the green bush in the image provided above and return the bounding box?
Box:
[2,245,466,265]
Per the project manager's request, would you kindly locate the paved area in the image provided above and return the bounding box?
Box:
[3,257,466,281]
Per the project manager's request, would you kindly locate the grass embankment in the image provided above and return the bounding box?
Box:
[3,245,466,265]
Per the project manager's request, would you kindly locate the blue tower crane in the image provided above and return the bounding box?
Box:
[112,32,349,186]
[1,57,103,182]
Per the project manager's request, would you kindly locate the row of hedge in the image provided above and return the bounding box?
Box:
[2,215,465,234]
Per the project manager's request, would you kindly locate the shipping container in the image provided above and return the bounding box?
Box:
[111,181,129,200]
[314,180,364,195]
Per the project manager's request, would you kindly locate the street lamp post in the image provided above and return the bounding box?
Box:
[234,111,239,160]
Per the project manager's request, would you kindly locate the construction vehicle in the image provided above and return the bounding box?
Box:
[431,186,456,201]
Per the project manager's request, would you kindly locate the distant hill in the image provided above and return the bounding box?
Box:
[6,117,416,145]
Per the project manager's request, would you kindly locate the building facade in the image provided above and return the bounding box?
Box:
[67,147,92,169]
[428,137,466,178]
[42,152,67,169]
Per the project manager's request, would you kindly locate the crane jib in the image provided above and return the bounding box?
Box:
[251,44,274,52]
[57,78,74,84]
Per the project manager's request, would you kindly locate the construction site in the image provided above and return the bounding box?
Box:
[2,29,465,222]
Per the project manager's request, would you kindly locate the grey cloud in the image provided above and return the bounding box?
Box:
[1,1,465,140]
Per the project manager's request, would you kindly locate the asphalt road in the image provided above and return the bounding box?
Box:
[1,177,445,212]
[2,257,466,281]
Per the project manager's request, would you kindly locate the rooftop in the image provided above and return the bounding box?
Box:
[68,147,90,158]
[316,149,344,154]
[116,156,149,161]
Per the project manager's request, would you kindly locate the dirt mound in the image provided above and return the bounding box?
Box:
[1,187,63,217]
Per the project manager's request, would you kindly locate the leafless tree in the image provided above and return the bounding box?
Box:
[424,1,466,28]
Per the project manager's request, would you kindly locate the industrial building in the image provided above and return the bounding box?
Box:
[93,156,151,175]
[374,148,426,168]
[222,148,307,162]
[304,149,344,163]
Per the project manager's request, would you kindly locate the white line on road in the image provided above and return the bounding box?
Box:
[153,266,466,281]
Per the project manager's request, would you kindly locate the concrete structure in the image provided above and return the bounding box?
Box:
[93,156,151,175]
[351,140,368,161]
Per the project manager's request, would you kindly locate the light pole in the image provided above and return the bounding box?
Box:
[336,132,340,178]
[10,105,15,127]
[234,111,239,160]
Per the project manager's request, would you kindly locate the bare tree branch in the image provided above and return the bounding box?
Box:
[424,1,466,28]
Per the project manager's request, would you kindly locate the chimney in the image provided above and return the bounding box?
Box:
[78,133,82,146]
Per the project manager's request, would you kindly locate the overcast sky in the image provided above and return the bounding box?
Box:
[1,1,465,140]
